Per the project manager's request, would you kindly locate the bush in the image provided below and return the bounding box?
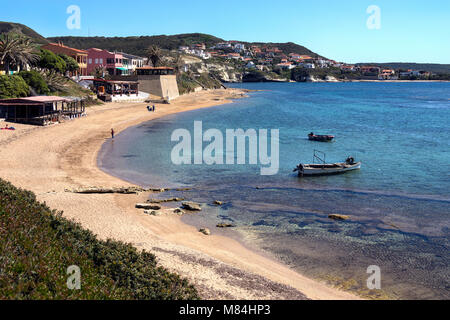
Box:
[58,54,79,73]
[0,75,30,98]
[0,178,199,300]
[18,70,50,95]
[38,49,67,74]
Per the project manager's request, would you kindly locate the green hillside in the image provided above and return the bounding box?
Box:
[0,21,49,44]
[47,33,224,57]
[47,35,323,58]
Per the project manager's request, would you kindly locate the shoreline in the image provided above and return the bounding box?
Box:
[0,89,359,300]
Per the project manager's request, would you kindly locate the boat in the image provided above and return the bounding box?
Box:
[308,132,334,142]
[293,150,361,176]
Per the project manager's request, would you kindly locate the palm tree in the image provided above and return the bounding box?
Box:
[146,45,163,67]
[0,33,39,73]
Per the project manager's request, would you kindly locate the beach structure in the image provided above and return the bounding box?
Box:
[92,78,140,101]
[41,42,88,76]
[0,96,85,125]
[110,66,180,101]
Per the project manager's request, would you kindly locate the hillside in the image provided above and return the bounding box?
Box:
[0,21,49,44]
[47,35,323,58]
[47,33,224,57]
[356,62,450,74]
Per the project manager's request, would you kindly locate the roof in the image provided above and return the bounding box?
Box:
[0,96,69,105]
[136,66,174,70]
[44,43,88,55]
[92,79,139,84]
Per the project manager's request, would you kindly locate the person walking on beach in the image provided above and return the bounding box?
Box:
[111,128,115,139]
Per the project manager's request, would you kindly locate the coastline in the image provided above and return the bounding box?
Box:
[0,89,359,300]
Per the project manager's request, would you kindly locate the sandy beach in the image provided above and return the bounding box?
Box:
[0,89,359,300]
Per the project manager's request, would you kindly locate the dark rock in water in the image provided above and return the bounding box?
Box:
[136,203,162,210]
[144,210,162,216]
[69,186,149,194]
[147,197,184,203]
[253,220,277,227]
[173,208,185,215]
[216,223,235,228]
[328,214,350,221]
[199,228,211,235]
[182,201,202,211]
[213,200,224,206]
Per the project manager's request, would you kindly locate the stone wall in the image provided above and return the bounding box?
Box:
[110,75,179,101]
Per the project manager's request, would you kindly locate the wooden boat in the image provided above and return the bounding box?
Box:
[308,132,334,142]
[294,151,361,176]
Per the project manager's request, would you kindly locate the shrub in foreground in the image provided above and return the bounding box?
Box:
[0,179,199,300]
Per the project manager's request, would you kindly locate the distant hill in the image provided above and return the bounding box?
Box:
[47,34,225,57]
[47,36,322,58]
[357,62,450,74]
[0,21,49,44]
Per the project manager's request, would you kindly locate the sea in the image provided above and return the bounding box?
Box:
[98,82,450,299]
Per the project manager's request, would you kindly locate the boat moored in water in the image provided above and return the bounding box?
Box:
[294,151,361,176]
[308,132,335,142]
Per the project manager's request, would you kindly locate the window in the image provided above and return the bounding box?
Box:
[88,59,92,64]
[95,58,98,64]
[100,58,103,64]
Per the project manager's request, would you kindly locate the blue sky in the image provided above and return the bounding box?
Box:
[2,0,449,63]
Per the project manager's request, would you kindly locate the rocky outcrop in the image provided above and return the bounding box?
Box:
[216,223,235,228]
[213,200,223,206]
[199,228,211,235]
[136,203,162,210]
[328,214,350,221]
[181,201,202,211]
[144,210,163,216]
[147,197,184,204]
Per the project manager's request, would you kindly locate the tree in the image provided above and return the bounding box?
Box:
[18,70,50,95]
[38,49,67,74]
[58,54,79,73]
[0,75,30,98]
[39,70,67,93]
[0,32,39,73]
[146,45,163,67]
[90,65,109,79]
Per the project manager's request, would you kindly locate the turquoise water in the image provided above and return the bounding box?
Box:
[99,82,450,299]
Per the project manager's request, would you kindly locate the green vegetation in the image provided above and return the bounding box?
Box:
[58,54,79,73]
[0,74,29,98]
[0,32,39,73]
[48,33,224,57]
[0,21,48,45]
[38,49,67,74]
[18,70,50,95]
[0,178,199,300]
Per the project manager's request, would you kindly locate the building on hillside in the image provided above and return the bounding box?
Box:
[86,48,126,76]
[41,42,88,76]
[360,66,381,76]
[117,52,146,75]
[0,96,85,125]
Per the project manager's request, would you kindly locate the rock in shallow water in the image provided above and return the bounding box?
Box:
[182,201,202,211]
[136,203,162,210]
[328,214,350,221]
[199,228,211,235]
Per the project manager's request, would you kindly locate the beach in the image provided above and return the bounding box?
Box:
[0,88,359,300]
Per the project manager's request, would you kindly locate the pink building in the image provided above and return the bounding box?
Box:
[87,48,125,76]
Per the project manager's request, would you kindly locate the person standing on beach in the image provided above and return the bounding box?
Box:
[111,128,115,139]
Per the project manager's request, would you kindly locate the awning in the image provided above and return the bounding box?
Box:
[116,67,128,71]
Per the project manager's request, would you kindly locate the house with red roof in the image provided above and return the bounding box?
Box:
[41,42,88,76]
